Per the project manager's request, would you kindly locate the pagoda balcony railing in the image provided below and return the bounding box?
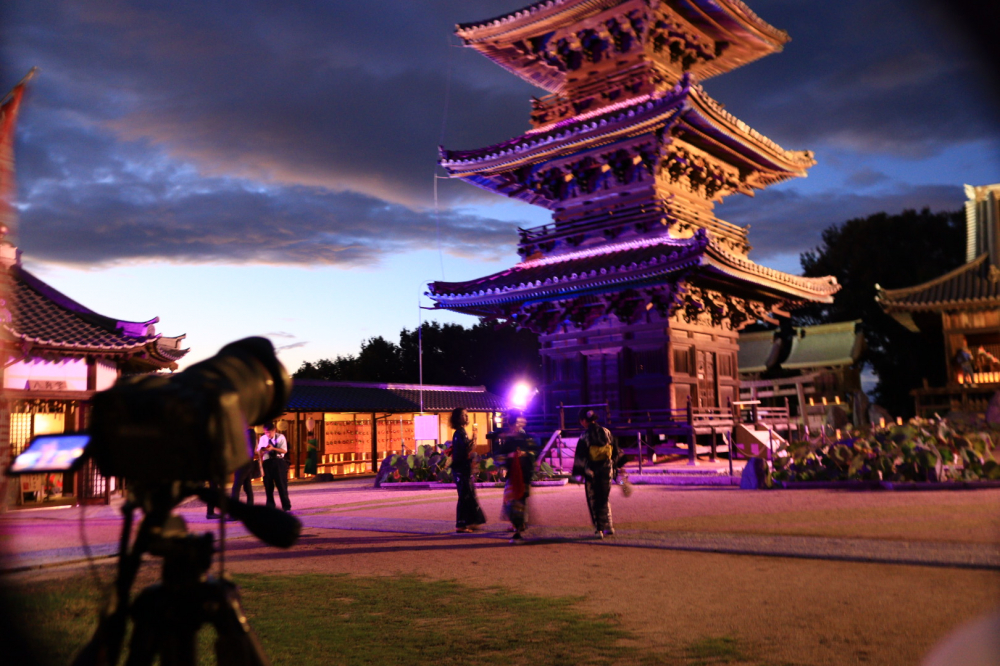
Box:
[518,213,749,257]
[529,65,652,127]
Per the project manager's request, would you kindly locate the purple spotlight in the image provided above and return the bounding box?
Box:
[509,382,536,409]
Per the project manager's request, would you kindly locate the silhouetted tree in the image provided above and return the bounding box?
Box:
[797,207,965,416]
[294,321,541,396]
[294,335,404,382]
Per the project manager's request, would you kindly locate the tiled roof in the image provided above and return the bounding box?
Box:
[440,79,813,178]
[782,320,864,371]
[456,0,788,44]
[429,231,838,308]
[737,330,779,374]
[877,254,1000,312]
[286,381,508,413]
[454,0,789,92]
[1,266,189,367]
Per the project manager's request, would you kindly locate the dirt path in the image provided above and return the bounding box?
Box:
[4,480,1000,665]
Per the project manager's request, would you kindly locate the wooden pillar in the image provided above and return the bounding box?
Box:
[795,380,807,429]
[370,413,378,463]
[686,394,696,466]
[294,413,301,479]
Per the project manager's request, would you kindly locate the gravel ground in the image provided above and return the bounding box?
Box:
[3,479,1000,665]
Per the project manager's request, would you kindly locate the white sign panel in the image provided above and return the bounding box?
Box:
[414,414,439,442]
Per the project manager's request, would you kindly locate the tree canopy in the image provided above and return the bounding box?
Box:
[798,207,965,416]
[294,320,541,397]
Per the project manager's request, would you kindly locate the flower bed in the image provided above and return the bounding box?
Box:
[771,417,1000,487]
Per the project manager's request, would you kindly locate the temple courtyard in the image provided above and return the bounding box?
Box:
[2,479,999,665]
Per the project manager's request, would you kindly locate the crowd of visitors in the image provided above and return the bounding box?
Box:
[203,409,628,542]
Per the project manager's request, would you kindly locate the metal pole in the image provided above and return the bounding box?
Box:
[686,394,696,466]
[637,430,643,473]
[418,298,424,414]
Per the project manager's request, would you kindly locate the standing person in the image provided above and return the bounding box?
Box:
[496,409,537,543]
[230,428,257,509]
[450,408,486,533]
[573,408,618,538]
[257,422,292,512]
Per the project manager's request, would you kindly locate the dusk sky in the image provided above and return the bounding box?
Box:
[2,0,998,372]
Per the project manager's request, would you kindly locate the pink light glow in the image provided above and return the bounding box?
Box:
[509,382,536,409]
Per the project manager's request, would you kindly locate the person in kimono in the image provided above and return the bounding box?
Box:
[573,407,619,538]
[495,409,537,543]
[450,408,486,533]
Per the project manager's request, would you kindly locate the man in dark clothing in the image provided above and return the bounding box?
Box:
[257,422,291,512]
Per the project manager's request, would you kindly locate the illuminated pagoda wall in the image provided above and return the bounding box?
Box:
[430,0,838,422]
[878,184,1000,415]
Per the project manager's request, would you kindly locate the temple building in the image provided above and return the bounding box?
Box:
[429,0,838,433]
[738,320,865,428]
[0,233,188,508]
[878,184,1000,416]
[274,381,507,479]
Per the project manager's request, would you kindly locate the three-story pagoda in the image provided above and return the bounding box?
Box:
[429,0,839,419]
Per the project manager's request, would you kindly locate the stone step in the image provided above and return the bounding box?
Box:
[628,474,739,486]
[622,467,735,476]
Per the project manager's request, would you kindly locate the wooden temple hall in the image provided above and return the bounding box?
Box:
[429,0,839,443]
[878,183,1000,416]
[276,381,507,479]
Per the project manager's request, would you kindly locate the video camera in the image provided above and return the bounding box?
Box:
[11,336,291,486]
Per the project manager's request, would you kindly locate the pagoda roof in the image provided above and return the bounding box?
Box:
[428,230,838,315]
[286,380,508,413]
[2,265,189,370]
[456,0,788,93]
[440,77,814,208]
[876,253,1000,314]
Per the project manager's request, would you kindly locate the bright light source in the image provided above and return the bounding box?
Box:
[509,382,536,409]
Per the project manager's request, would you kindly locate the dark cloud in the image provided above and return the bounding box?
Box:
[14,110,522,266]
[704,0,1000,157]
[274,341,309,352]
[1,1,997,268]
[845,169,892,188]
[718,183,964,261]
[2,0,536,208]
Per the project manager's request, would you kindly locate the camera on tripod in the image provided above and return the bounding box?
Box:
[8,336,300,666]
[12,336,290,487]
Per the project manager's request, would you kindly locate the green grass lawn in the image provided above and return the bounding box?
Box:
[4,573,773,666]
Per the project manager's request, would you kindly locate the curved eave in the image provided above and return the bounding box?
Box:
[430,235,708,307]
[879,295,1000,314]
[429,238,837,311]
[456,0,788,91]
[876,254,1000,312]
[703,244,839,303]
[441,83,813,193]
[2,329,153,354]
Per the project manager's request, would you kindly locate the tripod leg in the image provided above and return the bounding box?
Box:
[209,580,271,666]
[123,587,163,666]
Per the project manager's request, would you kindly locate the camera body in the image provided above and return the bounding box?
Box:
[88,337,291,484]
